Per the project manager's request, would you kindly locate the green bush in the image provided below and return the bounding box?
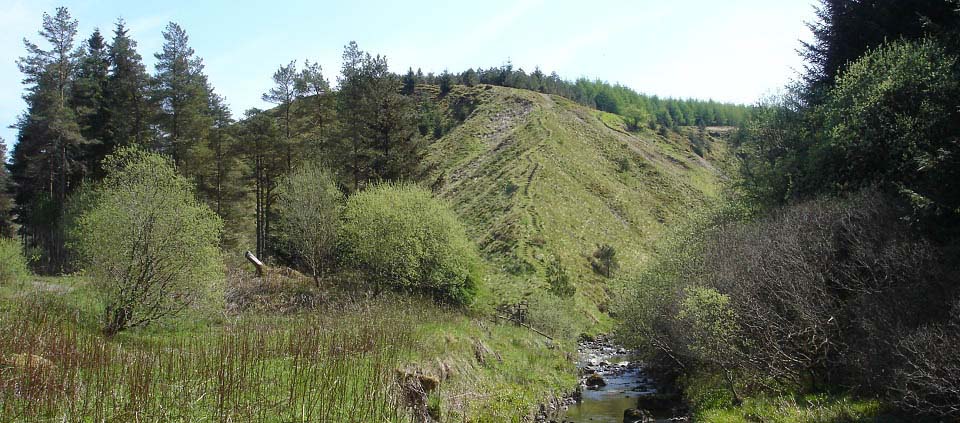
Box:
[275,163,343,285]
[0,237,30,284]
[71,147,224,335]
[545,255,575,298]
[339,182,481,305]
[526,294,580,339]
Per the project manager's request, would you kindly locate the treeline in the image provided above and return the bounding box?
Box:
[404,65,751,128]
[8,9,235,271]
[619,0,960,419]
[2,8,425,271]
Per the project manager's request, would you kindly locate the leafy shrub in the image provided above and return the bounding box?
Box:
[0,237,30,284]
[71,147,224,335]
[545,255,575,298]
[275,163,343,285]
[614,157,632,173]
[339,182,482,305]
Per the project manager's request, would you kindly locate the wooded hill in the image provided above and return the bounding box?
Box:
[1,8,743,326]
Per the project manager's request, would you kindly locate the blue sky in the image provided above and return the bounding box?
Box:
[0,0,817,152]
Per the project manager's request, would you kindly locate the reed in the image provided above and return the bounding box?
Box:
[0,293,424,422]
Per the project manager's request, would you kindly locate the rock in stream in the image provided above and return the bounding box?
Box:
[537,336,687,423]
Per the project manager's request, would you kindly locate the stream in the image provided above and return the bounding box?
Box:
[549,337,688,423]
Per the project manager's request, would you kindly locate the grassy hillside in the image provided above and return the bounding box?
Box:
[421,85,729,325]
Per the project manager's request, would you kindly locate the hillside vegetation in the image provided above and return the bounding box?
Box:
[0,6,745,422]
[422,85,729,322]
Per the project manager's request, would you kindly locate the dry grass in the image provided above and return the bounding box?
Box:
[0,290,420,422]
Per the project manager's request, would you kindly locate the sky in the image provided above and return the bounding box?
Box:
[0,0,817,152]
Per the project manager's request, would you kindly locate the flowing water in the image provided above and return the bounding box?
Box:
[557,339,686,423]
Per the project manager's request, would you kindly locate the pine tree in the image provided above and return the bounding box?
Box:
[335,42,418,189]
[153,22,212,169]
[262,60,299,172]
[239,109,284,258]
[72,29,110,149]
[368,67,418,181]
[0,139,14,238]
[438,69,453,95]
[336,41,371,191]
[105,19,153,151]
[401,67,416,95]
[11,6,88,271]
[295,60,333,158]
[192,89,237,217]
[461,68,478,87]
[801,0,959,98]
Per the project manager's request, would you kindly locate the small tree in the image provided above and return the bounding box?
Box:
[590,244,619,278]
[439,70,453,95]
[401,67,416,95]
[72,147,223,335]
[275,163,343,286]
[622,105,650,132]
[0,238,30,285]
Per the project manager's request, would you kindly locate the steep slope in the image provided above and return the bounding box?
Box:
[422,85,729,320]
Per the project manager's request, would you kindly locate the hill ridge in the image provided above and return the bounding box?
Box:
[422,85,729,319]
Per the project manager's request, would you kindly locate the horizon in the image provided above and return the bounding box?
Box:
[0,0,816,151]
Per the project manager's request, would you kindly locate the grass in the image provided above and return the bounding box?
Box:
[0,271,576,422]
[424,85,729,330]
[0,84,733,422]
[696,394,907,423]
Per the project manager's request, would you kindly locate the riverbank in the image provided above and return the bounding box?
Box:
[0,276,578,422]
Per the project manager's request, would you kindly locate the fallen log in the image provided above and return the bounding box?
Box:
[495,314,554,341]
[245,251,265,276]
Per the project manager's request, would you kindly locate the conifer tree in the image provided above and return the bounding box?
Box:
[10,7,92,271]
[239,109,285,258]
[295,60,333,156]
[336,41,371,191]
[105,19,153,150]
[153,22,212,169]
[336,42,418,189]
[72,29,110,152]
[262,60,299,172]
[0,139,14,238]
[401,67,416,95]
[438,69,453,95]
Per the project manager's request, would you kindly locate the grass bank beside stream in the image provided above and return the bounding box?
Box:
[0,275,576,422]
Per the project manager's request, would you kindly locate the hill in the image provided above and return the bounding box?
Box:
[418,85,730,325]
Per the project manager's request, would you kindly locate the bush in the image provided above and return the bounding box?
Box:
[71,147,224,335]
[890,301,960,419]
[0,237,30,284]
[589,244,618,278]
[545,255,575,298]
[618,189,957,414]
[275,163,344,285]
[525,294,580,339]
[339,182,481,305]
